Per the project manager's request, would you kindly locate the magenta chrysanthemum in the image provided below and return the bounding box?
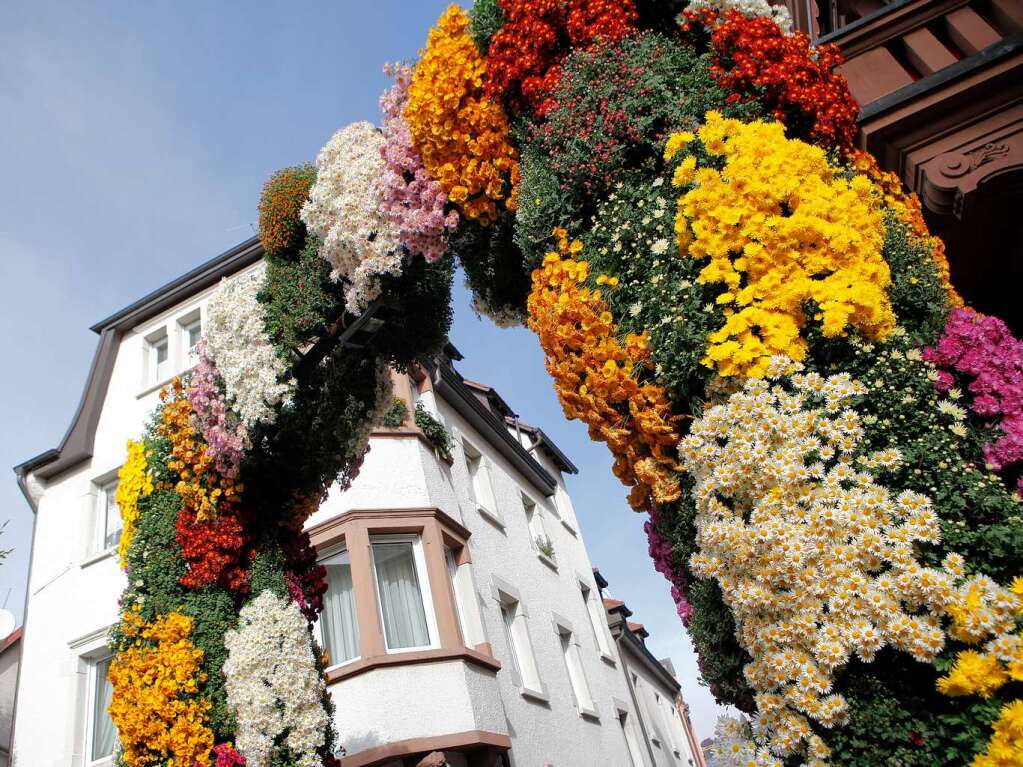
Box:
[925,308,1023,495]
[645,505,694,626]
[378,62,458,264]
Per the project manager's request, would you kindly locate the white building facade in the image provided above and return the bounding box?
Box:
[12,239,701,767]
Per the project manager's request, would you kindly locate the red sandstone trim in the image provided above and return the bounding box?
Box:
[325,646,501,684]
[340,730,511,767]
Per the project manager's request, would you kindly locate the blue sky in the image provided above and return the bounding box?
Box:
[0,1,730,738]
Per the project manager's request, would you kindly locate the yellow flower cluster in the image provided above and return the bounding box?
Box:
[972,700,1023,767]
[667,114,894,378]
[527,229,681,510]
[108,608,213,767]
[850,148,962,308]
[406,5,520,225]
[115,439,153,568]
[681,361,968,759]
[159,378,240,521]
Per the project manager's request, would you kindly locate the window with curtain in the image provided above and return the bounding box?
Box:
[372,539,432,650]
[320,549,360,666]
[89,655,117,763]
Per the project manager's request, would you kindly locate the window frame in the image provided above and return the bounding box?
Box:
[522,494,554,563]
[144,328,170,387]
[462,439,502,527]
[369,533,440,654]
[580,579,616,663]
[84,652,116,766]
[554,616,598,720]
[492,581,546,701]
[177,310,202,369]
[93,475,121,556]
[315,543,361,672]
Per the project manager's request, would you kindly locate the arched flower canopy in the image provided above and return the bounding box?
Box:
[108,3,1023,766]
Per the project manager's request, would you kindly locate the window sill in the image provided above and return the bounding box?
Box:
[561,518,578,536]
[537,552,558,572]
[520,685,550,704]
[80,549,116,569]
[324,645,500,685]
[137,365,195,400]
[578,706,600,722]
[599,651,618,667]
[476,504,506,532]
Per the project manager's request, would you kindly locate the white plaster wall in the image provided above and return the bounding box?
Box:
[0,640,20,767]
[432,399,636,767]
[329,659,506,756]
[12,275,228,766]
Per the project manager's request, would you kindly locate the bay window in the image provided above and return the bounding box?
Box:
[371,536,437,651]
[318,548,359,668]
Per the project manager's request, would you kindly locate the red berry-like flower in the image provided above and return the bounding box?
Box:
[176,503,252,593]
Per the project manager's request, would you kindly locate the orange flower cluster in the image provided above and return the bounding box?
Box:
[257,164,315,257]
[851,149,963,308]
[108,608,214,767]
[159,378,240,522]
[527,229,681,510]
[406,5,520,225]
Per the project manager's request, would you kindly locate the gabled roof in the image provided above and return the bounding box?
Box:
[14,237,264,485]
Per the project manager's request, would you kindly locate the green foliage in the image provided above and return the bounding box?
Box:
[813,332,1023,583]
[881,213,950,347]
[453,211,532,323]
[181,588,238,738]
[382,397,408,428]
[515,32,761,268]
[469,0,504,52]
[248,544,290,601]
[260,235,344,358]
[120,488,187,624]
[414,402,452,461]
[823,655,1001,766]
[242,347,387,521]
[583,171,722,409]
[373,253,454,370]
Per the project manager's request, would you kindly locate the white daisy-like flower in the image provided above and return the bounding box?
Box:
[652,238,670,255]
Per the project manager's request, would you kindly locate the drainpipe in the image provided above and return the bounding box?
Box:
[617,632,659,767]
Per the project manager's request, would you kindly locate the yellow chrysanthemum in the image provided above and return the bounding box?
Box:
[115,440,153,568]
[108,608,213,767]
[938,650,1009,698]
[527,230,680,510]
[667,113,894,379]
[405,5,519,225]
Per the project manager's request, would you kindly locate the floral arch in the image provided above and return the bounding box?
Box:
[107,2,1023,766]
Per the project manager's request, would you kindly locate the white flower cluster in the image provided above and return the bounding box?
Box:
[223,590,329,767]
[705,715,780,767]
[205,266,294,429]
[683,0,793,30]
[680,359,960,761]
[301,121,403,314]
[470,292,526,329]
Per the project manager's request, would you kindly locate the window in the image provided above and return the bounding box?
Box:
[146,330,170,384]
[95,479,122,553]
[618,709,644,767]
[581,582,614,659]
[523,495,554,561]
[558,626,596,716]
[445,547,469,645]
[179,313,202,366]
[496,591,543,696]
[318,548,359,667]
[86,655,117,764]
[464,441,499,523]
[371,537,436,651]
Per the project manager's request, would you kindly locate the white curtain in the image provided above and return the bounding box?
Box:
[373,542,430,649]
[92,656,118,760]
[321,555,359,665]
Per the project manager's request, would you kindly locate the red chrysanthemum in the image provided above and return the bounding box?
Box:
[176,503,252,593]
[485,0,637,113]
[690,9,859,152]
